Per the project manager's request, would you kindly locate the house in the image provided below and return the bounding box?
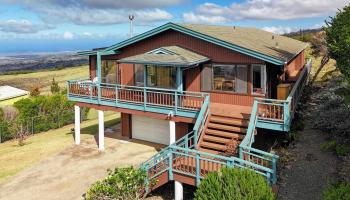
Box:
[69,23,311,199]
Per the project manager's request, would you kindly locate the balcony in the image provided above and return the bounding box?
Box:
[67,80,209,118]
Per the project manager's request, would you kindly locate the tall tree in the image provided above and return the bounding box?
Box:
[325,4,350,80]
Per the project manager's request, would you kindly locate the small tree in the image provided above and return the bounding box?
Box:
[325,4,350,80]
[194,167,275,200]
[50,78,60,94]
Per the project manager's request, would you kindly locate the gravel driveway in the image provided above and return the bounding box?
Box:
[0,126,163,200]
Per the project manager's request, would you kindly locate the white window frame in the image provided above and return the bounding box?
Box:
[251,64,267,95]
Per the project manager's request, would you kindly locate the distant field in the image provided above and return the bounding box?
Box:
[0,65,89,95]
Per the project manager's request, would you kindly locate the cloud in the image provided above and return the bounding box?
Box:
[262,26,298,35]
[5,0,176,25]
[183,0,349,23]
[0,19,53,33]
[183,12,227,24]
[63,31,74,39]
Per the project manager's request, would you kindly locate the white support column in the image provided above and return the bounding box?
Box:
[169,120,176,144]
[98,110,104,151]
[175,181,183,200]
[74,105,80,145]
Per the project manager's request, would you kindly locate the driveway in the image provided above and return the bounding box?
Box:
[0,125,163,200]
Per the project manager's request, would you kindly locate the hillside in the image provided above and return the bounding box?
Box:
[0,65,89,95]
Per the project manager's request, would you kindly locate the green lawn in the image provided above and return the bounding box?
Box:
[0,113,120,183]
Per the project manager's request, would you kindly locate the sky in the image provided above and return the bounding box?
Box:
[0,0,348,54]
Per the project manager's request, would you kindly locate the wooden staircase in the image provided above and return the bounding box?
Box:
[198,114,249,156]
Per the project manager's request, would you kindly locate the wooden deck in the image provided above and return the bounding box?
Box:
[210,103,252,119]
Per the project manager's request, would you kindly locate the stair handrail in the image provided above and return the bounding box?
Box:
[193,95,210,147]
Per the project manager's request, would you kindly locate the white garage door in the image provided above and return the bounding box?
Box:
[132,115,170,145]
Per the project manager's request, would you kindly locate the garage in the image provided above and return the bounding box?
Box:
[132,115,170,145]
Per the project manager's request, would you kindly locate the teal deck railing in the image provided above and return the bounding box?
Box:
[238,59,312,183]
[67,81,209,118]
[255,58,312,131]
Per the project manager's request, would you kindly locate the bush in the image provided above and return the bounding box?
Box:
[194,167,275,200]
[322,182,350,200]
[30,86,41,97]
[321,140,337,152]
[50,78,60,94]
[12,93,89,134]
[86,166,147,200]
[335,144,349,156]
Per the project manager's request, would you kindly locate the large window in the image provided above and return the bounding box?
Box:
[146,65,176,89]
[101,60,118,84]
[133,64,177,89]
[202,65,247,93]
[252,64,266,95]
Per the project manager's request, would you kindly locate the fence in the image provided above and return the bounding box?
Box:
[0,109,84,143]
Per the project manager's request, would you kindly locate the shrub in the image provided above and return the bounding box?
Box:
[322,182,350,200]
[321,140,337,152]
[86,166,147,200]
[335,144,349,156]
[50,78,60,94]
[30,86,41,97]
[194,167,275,200]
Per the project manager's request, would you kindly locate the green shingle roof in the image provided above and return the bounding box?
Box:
[118,46,209,66]
[177,23,308,62]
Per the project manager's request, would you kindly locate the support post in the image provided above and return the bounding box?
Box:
[74,105,80,145]
[174,181,183,200]
[169,120,176,144]
[97,52,102,103]
[98,110,104,151]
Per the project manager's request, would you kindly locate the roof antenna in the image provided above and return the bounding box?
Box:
[129,14,135,38]
[233,26,236,30]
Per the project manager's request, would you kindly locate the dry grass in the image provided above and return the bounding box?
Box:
[306,47,340,83]
[0,65,89,95]
[0,113,120,183]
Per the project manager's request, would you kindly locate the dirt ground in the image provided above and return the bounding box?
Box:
[277,91,338,200]
[0,124,164,200]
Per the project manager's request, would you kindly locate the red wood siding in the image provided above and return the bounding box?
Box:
[120,63,134,85]
[121,113,132,138]
[103,30,264,64]
[90,55,97,79]
[184,67,201,92]
[176,122,189,139]
[286,50,305,81]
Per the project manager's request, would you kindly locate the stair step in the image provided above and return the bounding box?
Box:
[200,141,227,151]
[198,147,222,155]
[203,135,232,144]
[207,123,247,133]
[211,113,250,120]
[210,116,249,127]
[206,129,245,140]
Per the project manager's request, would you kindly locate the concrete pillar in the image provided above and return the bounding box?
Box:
[169,120,176,144]
[74,105,80,145]
[98,110,104,151]
[175,181,183,200]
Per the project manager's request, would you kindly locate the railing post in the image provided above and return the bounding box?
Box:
[196,153,200,186]
[67,81,70,97]
[115,86,118,105]
[143,87,147,111]
[271,157,277,184]
[89,84,92,100]
[283,101,290,131]
[169,149,173,180]
[174,91,178,115]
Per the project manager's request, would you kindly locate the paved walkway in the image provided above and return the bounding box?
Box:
[0,125,163,200]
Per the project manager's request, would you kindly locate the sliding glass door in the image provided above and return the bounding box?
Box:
[252,64,267,95]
